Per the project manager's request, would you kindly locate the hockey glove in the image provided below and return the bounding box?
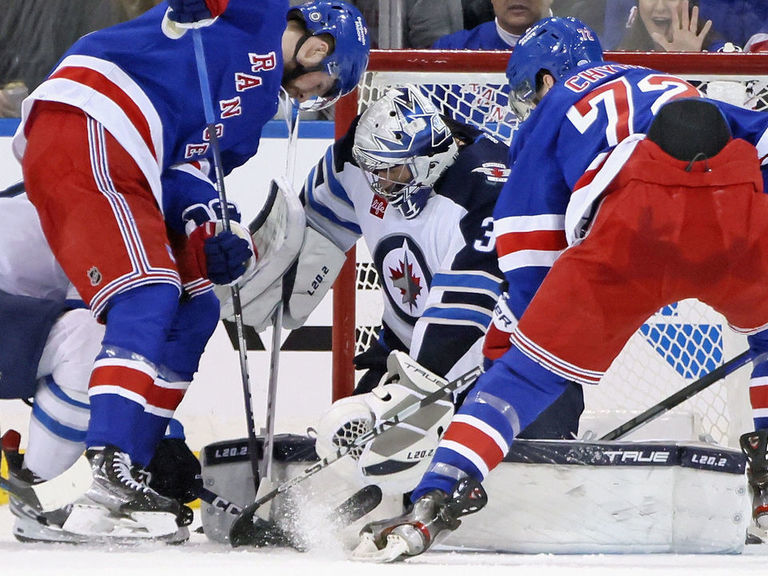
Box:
[166,0,229,25]
[184,200,257,285]
[314,351,455,495]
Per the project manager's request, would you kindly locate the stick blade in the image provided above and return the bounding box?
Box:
[228,485,384,549]
[336,484,383,525]
[228,503,262,547]
[33,455,92,512]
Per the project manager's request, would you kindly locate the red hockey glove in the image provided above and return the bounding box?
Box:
[184,200,256,285]
[188,221,256,285]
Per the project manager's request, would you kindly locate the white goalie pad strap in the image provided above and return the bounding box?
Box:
[383,350,449,400]
[315,352,454,495]
[218,177,305,319]
[282,225,346,330]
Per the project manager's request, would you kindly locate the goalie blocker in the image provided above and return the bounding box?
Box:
[200,433,749,553]
[216,177,346,331]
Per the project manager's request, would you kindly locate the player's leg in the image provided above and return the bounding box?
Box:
[7,307,102,543]
[22,102,187,537]
[131,287,220,466]
[25,308,102,479]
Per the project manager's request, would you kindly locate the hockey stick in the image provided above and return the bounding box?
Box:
[0,430,92,513]
[228,365,483,544]
[255,101,301,511]
[600,349,766,441]
[227,484,383,548]
[190,29,261,492]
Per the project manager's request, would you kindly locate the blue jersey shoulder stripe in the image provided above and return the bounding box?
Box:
[305,167,362,235]
[422,305,493,326]
[323,147,356,207]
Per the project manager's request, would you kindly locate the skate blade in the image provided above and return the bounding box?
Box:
[350,532,410,563]
[63,504,179,539]
[747,524,768,545]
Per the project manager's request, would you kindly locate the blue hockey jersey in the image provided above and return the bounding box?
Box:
[302,120,509,380]
[495,62,768,321]
[12,0,287,231]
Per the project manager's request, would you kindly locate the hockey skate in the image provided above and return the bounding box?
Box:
[740,430,768,543]
[62,446,191,542]
[351,477,487,562]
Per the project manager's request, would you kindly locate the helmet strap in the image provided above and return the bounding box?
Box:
[282,33,326,86]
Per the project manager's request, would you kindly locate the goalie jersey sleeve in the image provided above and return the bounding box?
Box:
[495,63,768,321]
[301,120,508,380]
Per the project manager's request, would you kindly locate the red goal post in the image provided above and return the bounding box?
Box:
[331,49,768,445]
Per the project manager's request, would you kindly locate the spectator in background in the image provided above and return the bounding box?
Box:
[616,0,722,52]
[0,0,162,117]
[407,1,464,48]
[697,0,768,52]
[433,0,553,49]
[462,0,495,30]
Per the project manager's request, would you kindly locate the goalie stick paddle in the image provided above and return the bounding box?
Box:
[600,349,766,441]
[228,365,484,545]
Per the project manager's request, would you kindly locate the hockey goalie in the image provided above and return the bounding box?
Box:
[211,69,762,556]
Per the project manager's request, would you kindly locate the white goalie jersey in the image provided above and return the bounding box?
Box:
[301,118,509,380]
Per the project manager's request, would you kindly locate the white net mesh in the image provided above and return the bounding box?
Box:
[341,56,768,448]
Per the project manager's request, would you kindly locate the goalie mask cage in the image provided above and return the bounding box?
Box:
[331,50,768,448]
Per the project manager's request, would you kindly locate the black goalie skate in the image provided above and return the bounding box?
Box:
[351,476,487,562]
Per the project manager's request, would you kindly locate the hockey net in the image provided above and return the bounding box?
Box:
[332,50,768,448]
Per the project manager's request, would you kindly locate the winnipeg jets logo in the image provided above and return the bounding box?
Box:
[472,163,510,183]
[389,248,423,311]
[374,236,432,323]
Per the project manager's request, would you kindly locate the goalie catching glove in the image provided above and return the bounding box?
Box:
[314,351,454,495]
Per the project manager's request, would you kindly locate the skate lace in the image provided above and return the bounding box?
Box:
[111,451,152,494]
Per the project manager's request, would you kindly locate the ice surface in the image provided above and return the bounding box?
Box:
[2,505,768,576]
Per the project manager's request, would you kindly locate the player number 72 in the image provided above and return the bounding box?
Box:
[566,74,700,146]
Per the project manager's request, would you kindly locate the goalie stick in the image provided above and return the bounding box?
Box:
[600,349,767,441]
[225,484,383,548]
[228,366,483,545]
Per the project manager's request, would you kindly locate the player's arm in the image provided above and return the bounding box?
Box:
[229,120,365,330]
[409,150,506,380]
[162,163,255,285]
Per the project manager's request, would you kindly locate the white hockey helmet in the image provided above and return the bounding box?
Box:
[352,85,459,219]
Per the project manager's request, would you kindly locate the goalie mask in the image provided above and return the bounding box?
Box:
[506,17,603,121]
[352,85,459,219]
